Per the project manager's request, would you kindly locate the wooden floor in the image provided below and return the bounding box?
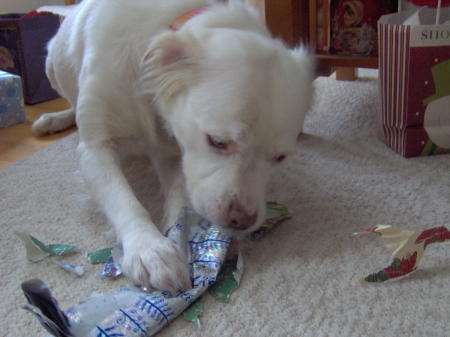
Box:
[0,98,77,170]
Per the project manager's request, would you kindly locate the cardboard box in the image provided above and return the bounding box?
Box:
[0,11,60,104]
[0,71,26,129]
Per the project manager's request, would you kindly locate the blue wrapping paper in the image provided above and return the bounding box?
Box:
[64,207,231,336]
[0,71,25,129]
[21,203,291,336]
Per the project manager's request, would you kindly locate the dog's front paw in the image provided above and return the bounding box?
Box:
[121,235,191,293]
[32,108,75,137]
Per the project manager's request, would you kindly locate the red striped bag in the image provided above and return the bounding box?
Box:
[378,7,450,158]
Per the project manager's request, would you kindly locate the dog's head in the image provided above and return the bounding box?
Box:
[141,8,315,233]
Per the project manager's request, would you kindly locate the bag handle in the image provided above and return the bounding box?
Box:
[436,0,442,24]
[398,0,442,24]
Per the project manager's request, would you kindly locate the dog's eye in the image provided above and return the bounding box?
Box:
[275,155,287,163]
[208,135,228,150]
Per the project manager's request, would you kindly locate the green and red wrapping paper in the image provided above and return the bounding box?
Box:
[355,225,450,283]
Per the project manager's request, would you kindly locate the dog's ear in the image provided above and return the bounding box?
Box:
[140,32,200,101]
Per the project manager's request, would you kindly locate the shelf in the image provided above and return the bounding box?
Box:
[315,53,378,69]
[264,0,380,76]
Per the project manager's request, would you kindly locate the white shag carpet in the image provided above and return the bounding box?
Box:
[1,70,449,337]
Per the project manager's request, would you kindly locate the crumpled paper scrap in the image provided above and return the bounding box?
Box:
[92,202,274,331]
[92,201,289,282]
[15,231,77,262]
[100,202,287,328]
[87,246,123,278]
[354,225,450,283]
[183,202,288,326]
[98,246,123,278]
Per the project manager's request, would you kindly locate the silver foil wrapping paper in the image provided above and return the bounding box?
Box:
[64,207,231,336]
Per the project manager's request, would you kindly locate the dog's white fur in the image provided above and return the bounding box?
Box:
[33,0,315,292]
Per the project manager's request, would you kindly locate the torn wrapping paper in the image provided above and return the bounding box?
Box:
[97,246,123,278]
[209,253,244,302]
[181,253,245,327]
[15,231,77,262]
[93,202,290,281]
[354,225,450,283]
[21,279,73,337]
[22,207,232,336]
[264,202,292,228]
[86,247,113,264]
[183,296,204,327]
[251,202,292,240]
[21,203,292,336]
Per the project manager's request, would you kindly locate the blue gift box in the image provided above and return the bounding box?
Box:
[0,70,26,129]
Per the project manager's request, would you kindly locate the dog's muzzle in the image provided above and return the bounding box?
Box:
[227,203,258,231]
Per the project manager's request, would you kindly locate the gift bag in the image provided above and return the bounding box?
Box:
[378,6,450,158]
[0,11,60,104]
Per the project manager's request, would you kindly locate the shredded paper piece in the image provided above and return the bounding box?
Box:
[209,253,244,302]
[354,225,450,283]
[15,231,77,262]
[86,247,114,264]
[264,202,292,228]
[183,296,204,327]
[251,202,292,240]
[59,263,84,277]
[97,246,123,278]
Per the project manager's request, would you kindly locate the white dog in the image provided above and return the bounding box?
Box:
[33,0,315,293]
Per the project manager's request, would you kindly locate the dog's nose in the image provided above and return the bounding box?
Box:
[228,203,257,230]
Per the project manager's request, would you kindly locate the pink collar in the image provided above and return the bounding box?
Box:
[169,7,208,31]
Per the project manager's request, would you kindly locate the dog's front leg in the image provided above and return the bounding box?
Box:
[151,153,189,234]
[161,172,189,235]
[77,141,191,292]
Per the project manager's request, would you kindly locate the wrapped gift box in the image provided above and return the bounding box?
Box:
[0,11,60,104]
[0,71,26,129]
